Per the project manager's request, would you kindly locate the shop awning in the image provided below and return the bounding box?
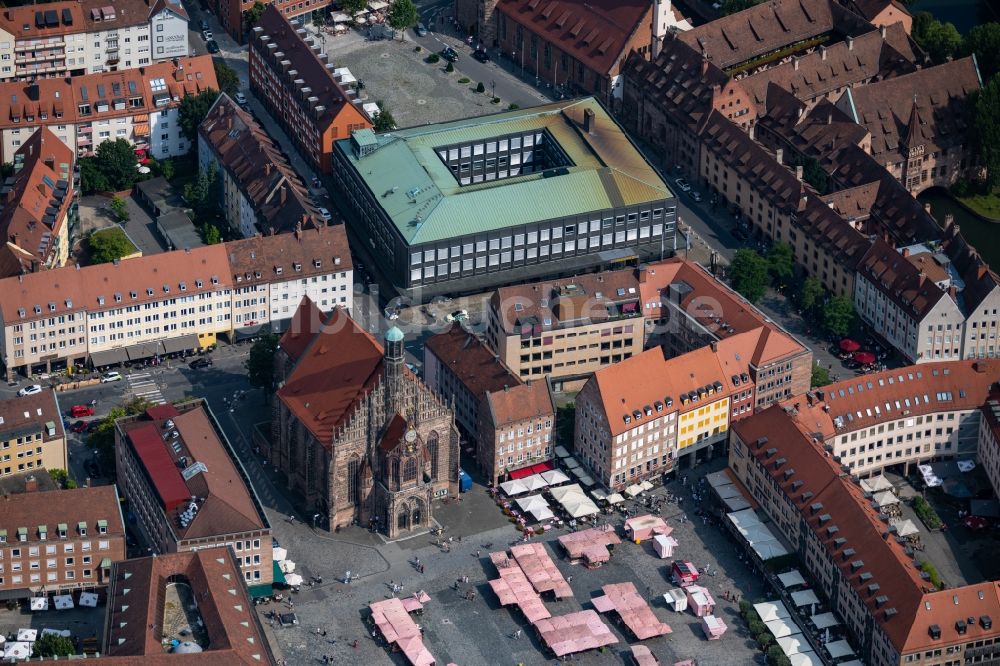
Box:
[125,341,164,361]
[90,347,129,367]
[249,583,273,599]
[161,333,200,354]
[272,560,287,585]
[509,466,534,480]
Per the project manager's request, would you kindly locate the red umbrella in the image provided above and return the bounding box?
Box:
[964,516,988,530]
[840,339,861,353]
[853,351,876,365]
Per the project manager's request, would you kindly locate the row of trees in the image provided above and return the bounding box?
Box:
[912,17,999,81]
[248,0,418,36]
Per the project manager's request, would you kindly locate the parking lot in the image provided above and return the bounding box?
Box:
[261,459,767,665]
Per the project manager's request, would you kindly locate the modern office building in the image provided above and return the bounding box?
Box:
[332,97,676,300]
[114,400,273,588]
[0,483,125,599]
[198,94,324,238]
[248,5,371,175]
[0,388,67,477]
[730,405,1000,666]
[0,55,218,163]
[0,0,189,82]
[0,224,351,377]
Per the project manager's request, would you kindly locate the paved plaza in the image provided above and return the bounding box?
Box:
[259,461,767,665]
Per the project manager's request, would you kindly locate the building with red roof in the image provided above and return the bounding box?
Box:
[114,400,273,590]
[730,404,1000,665]
[272,299,459,538]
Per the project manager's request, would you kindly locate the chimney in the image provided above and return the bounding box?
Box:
[979,264,989,280]
[583,108,595,134]
[638,265,647,283]
[820,45,827,61]
[948,284,957,299]
[775,148,783,165]
[924,202,932,215]
[901,248,909,258]
[710,341,718,352]
[880,25,887,39]
[847,36,854,51]
[748,123,755,140]
[796,165,804,181]
[701,57,709,76]
[23,475,38,492]
[265,163,272,176]
[827,110,833,125]
[793,57,800,71]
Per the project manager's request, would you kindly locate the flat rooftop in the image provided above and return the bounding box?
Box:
[334,97,672,245]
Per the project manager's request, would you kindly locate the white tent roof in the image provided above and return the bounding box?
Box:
[606,493,626,505]
[810,612,839,629]
[554,446,571,458]
[624,484,643,498]
[590,487,607,500]
[500,479,529,496]
[716,484,742,499]
[754,601,791,623]
[739,523,777,544]
[705,470,731,488]
[515,494,549,513]
[724,496,752,512]
[860,475,893,493]
[639,480,654,491]
[764,618,801,638]
[272,547,287,561]
[789,650,820,666]
[777,634,809,656]
[521,474,549,492]
[550,483,585,502]
[564,457,581,469]
[541,469,570,485]
[753,538,789,560]
[778,570,806,588]
[872,490,899,508]
[550,484,599,518]
[825,639,855,659]
[728,508,763,530]
[529,506,555,522]
[29,597,48,611]
[894,518,919,536]
[791,589,820,607]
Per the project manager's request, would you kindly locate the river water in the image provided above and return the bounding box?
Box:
[917,189,1000,267]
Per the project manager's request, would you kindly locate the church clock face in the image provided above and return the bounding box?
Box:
[404,428,417,454]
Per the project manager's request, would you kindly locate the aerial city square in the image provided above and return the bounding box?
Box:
[0,0,998,664]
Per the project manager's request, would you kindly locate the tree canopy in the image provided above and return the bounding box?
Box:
[810,364,831,388]
[372,101,397,131]
[766,242,794,288]
[728,249,771,303]
[964,23,1000,83]
[247,333,280,391]
[32,634,75,658]
[912,12,963,65]
[178,89,221,142]
[184,163,221,225]
[80,139,138,193]
[721,0,762,15]
[973,78,1000,190]
[88,397,153,472]
[243,1,266,29]
[88,227,137,264]
[214,60,241,96]
[796,276,825,314]
[48,468,77,489]
[387,0,418,37]
[822,296,855,338]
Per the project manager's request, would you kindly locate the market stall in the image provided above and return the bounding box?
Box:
[777,570,806,588]
[685,585,715,617]
[534,610,618,658]
[624,514,672,542]
[663,588,688,613]
[701,614,727,640]
[591,582,672,640]
[652,534,678,558]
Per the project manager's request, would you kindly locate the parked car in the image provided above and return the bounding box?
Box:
[441,46,459,62]
[100,371,123,383]
[234,92,247,107]
[473,48,490,63]
[317,207,332,221]
[206,40,220,54]
[70,420,89,433]
[446,309,469,322]
[69,405,95,418]
[415,22,427,37]
[17,384,42,396]
[689,190,703,202]
[189,357,213,369]
[201,29,213,41]
[674,177,691,193]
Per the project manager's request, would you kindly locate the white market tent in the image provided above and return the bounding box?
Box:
[860,475,893,493]
[739,523,778,544]
[541,469,570,486]
[777,634,809,656]
[272,547,288,561]
[577,474,596,487]
[724,497,752,512]
[825,639,855,660]
[764,618,801,639]
[663,588,688,612]
[624,484,643,498]
[529,506,555,522]
[810,612,839,629]
[3,643,30,660]
[285,573,304,587]
[53,595,74,610]
[728,508,763,529]
[639,481,654,491]
[894,519,919,537]
[606,493,625,505]
[521,474,549,492]
[515,494,550,514]
[754,601,791,623]
[789,650,820,666]
[716,484,742,500]
[872,490,899,508]
[29,597,48,611]
[778,570,806,588]
[280,560,296,573]
[753,539,789,560]
[590,487,607,501]
[367,0,388,10]
[500,479,529,496]
[550,483,600,518]
[16,629,37,642]
[79,592,99,608]
[790,589,820,608]
[564,457,581,470]
[554,446,571,458]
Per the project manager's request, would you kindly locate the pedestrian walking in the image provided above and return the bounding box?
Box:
[515,629,522,639]
[352,639,359,649]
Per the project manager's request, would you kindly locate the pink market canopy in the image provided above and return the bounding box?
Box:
[558,526,621,564]
[591,582,672,640]
[510,543,573,598]
[534,610,618,657]
[369,598,436,666]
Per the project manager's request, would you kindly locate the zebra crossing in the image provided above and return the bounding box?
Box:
[127,372,166,405]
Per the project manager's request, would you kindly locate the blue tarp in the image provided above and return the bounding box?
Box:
[459,469,472,492]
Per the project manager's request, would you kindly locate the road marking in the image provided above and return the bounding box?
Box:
[127,374,166,405]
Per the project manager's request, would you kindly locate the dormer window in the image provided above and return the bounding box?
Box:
[77,522,87,536]
[38,525,46,540]
[313,259,322,268]
[97,519,107,535]
[196,279,203,288]
[130,291,137,299]
[97,296,105,306]
[146,288,154,296]
[17,527,27,542]
[57,523,67,538]
[162,285,170,293]
[293,262,301,271]
[211,276,219,285]
[179,282,187,291]
[275,266,283,275]
[48,302,56,312]
[114,293,122,302]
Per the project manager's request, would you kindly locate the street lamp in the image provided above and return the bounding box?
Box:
[491,80,496,101]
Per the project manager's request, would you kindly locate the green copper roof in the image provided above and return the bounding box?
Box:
[385,326,404,342]
[334,98,672,245]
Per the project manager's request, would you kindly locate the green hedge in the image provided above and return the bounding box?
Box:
[913,496,943,530]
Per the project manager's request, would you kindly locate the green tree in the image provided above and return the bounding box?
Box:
[445,61,454,73]
[79,156,109,194]
[912,12,963,64]
[556,402,575,447]
[202,223,222,245]
[243,1,266,29]
[247,333,280,391]
[109,195,129,222]
[0,162,13,178]
[372,101,397,132]
[811,364,831,388]
[341,0,367,17]
[790,154,828,193]
[88,228,137,264]
[721,0,762,15]
[964,23,1000,83]
[973,78,1000,190]
[214,59,241,96]
[32,633,75,658]
[160,158,175,181]
[387,0,418,39]
[178,89,221,142]
[796,276,825,313]
[476,81,486,93]
[765,241,794,288]
[88,397,152,472]
[48,468,72,488]
[822,296,855,338]
[94,138,138,191]
[184,164,221,223]
[729,249,771,303]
